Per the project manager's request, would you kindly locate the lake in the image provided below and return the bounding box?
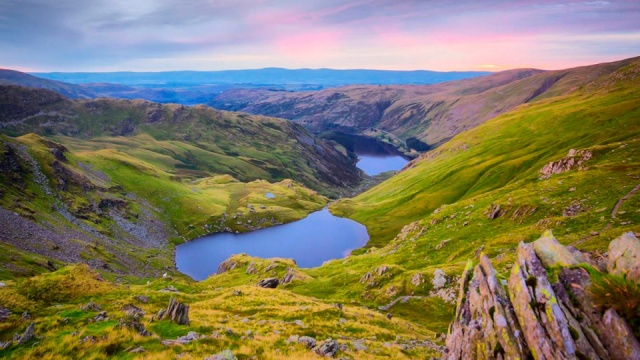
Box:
[351,136,409,176]
[175,208,369,281]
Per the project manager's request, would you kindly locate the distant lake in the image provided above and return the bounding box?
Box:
[175,208,369,281]
[350,135,409,176]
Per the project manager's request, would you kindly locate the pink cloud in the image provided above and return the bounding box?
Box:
[274,30,344,59]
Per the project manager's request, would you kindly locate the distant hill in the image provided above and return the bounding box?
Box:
[32,68,490,86]
[209,56,640,147]
[0,68,96,99]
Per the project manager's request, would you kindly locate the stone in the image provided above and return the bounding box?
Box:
[94,311,108,322]
[246,262,257,274]
[353,339,368,351]
[17,322,35,345]
[258,277,279,288]
[607,232,640,283]
[539,149,592,179]
[217,259,238,274]
[313,338,339,357]
[135,295,149,303]
[205,349,237,360]
[532,230,580,267]
[80,301,101,311]
[298,336,317,349]
[20,311,31,320]
[376,265,390,276]
[486,204,502,219]
[431,269,448,289]
[601,308,640,359]
[0,306,11,322]
[160,297,189,325]
[264,263,279,272]
[281,268,295,284]
[129,346,146,353]
[410,273,424,286]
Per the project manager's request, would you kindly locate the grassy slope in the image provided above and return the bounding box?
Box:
[332,59,640,246]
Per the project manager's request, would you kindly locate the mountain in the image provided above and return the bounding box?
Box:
[210,57,640,148]
[34,68,490,86]
[0,69,96,99]
[1,57,639,359]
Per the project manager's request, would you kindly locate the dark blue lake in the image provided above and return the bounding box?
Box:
[356,152,408,175]
[175,208,369,281]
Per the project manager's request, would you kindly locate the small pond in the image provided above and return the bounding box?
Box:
[175,208,369,280]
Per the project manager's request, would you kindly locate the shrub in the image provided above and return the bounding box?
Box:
[589,272,640,337]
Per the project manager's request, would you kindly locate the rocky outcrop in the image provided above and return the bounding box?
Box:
[258,277,279,289]
[539,149,592,179]
[158,297,189,325]
[444,231,640,360]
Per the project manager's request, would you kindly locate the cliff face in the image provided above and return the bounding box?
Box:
[444,231,640,360]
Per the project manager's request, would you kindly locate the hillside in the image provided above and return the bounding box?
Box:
[1,57,640,359]
[0,85,363,280]
[0,69,96,99]
[210,57,640,148]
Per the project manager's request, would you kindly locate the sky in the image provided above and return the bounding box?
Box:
[0,0,639,72]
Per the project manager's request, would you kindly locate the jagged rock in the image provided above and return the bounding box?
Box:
[258,277,279,288]
[129,346,146,353]
[281,268,295,284]
[264,263,279,272]
[445,258,529,360]
[135,295,149,303]
[1,340,11,349]
[160,285,179,292]
[435,239,451,250]
[94,311,108,322]
[445,233,640,360]
[607,232,640,283]
[431,269,448,289]
[0,306,11,322]
[508,242,599,359]
[246,262,257,274]
[217,259,238,274]
[539,149,592,179]
[118,314,151,336]
[359,272,373,283]
[80,302,101,311]
[411,273,424,286]
[159,297,189,325]
[314,338,339,357]
[376,265,390,276]
[601,308,640,359]
[532,230,580,267]
[205,349,237,360]
[20,311,30,320]
[17,322,35,345]
[486,204,502,219]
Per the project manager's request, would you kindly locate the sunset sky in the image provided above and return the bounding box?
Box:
[1,0,639,72]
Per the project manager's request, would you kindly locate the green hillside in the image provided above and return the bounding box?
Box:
[1,58,640,359]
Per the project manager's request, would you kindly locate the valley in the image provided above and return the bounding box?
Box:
[1,56,640,359]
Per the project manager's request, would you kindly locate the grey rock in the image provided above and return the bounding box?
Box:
[314,338,339,357]
[431,269,448,289]
[17,322,35,345]
[607,232,640,283]
[205,349,237,360]
[258,277,279,288]
[159,297,189,325]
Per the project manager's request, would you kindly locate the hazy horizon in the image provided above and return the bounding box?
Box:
[1,1,639,73]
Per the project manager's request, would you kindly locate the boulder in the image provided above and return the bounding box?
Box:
[80,302,101,311]
[410,273,424,286]
[0,306,11,322]
[607,232,640,283]
[532,230,580,267]
[298,336,317,349]
[313,338,339,357]
[217,259,238,274]
[258,277,279,289]
[431,269,448,289]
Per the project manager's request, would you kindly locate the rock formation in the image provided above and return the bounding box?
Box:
[158,297,189,325]
[444,231,640,360]
[539,149,592,179]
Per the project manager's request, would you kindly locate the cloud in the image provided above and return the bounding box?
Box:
[0,0,639,71]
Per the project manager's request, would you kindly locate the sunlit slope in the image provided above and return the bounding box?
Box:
[332,58,640,246]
